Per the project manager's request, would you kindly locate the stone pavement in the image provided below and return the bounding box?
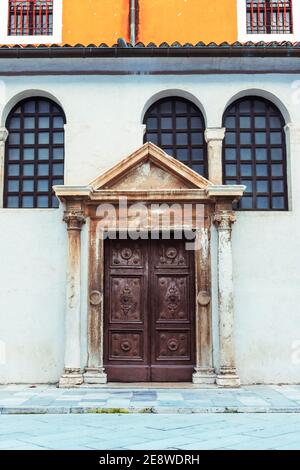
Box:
[1,413,300,450]
[0,384,300,414]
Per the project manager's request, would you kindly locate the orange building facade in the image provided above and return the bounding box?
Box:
[62,0,238,46]
[1,0,299,46]
[0,0,238,46]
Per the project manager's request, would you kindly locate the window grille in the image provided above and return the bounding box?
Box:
[143,98,208,178]
[8,0,53,36]
[246,0,293,34]
[223,97,288,210]
[4,97,65,209]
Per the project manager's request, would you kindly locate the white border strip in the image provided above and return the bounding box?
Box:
[0,0,62,44]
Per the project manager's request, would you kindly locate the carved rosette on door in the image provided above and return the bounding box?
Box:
[165,282,181,315]
[104,238,195,382]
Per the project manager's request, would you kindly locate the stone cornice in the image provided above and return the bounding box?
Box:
[90,189,208,203]
[206,185,246,199]
[53,185,92,198]
[55,186,245,205]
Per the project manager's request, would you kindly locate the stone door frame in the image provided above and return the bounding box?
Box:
[85,209,213,386]
[55,143,245,387]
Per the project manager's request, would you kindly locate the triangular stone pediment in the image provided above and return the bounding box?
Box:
[89,142,211,191]
[54,142,245,203]
[106,160,193,190]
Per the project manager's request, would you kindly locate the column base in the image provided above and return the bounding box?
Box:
[193,368,216,384]
[83,368,107,384]
[59,369,83,388]
[216,370,240,388]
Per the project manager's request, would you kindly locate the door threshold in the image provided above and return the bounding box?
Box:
[80,382,217,389]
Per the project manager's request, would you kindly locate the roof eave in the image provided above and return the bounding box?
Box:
[0,42,300,59]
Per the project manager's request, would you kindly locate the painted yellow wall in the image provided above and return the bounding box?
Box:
[62,0,237,46]
[137,0,238,45]
[62,0,130,45]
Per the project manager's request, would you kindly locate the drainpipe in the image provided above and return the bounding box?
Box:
[130,0,137,46]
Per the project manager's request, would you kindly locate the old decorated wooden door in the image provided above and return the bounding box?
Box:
[104,238,195,382]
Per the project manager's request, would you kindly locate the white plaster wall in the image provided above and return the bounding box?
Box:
[0,209,66,383]
[233,211,300,384]
[0,60,300,383]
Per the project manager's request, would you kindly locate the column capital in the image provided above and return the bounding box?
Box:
[205,128,226,185]
[284,122,300,132]
[284,123,300,143]
[63,210,86,231]
[213,210,236,231]
[205,127,226,143]
[0,127,8,142]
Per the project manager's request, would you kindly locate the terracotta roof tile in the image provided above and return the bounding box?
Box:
[0,40,299,58]
[1,40,300,49]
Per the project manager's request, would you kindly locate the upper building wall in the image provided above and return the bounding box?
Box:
[63,0,237,45]
[137,0,237,45]
[62,0,130,45]
[0,1,299,46]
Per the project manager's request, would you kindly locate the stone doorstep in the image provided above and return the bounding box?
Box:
[1,385,300,415]
[79,383,219,389]
[1,406,300,415]
[5,383,299,391]
[0,384,219,393]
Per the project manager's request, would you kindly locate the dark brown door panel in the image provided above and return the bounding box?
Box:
[104,238,195,382]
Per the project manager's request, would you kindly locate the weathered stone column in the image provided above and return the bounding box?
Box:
[205,128,226,185]
[0,128,9,208]
[193,226,216,384]
[84,222,107,384]
[59,207,86,387]
[214,209,240,387]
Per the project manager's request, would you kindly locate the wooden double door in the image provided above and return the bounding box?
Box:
[104,237,195,382]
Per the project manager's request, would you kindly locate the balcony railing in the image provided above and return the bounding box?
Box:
[8,0,53,36]
[246,0,293,34]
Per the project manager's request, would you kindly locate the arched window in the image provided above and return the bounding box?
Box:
[4,97,66,208]
[223,97,288,210]
[143,97,207,177]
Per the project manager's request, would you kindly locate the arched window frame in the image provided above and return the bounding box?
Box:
[222,96,288,211]
[143,97,208,178]
[3,96,66,209]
